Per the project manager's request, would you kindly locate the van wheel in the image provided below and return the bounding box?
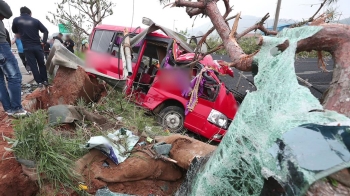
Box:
[158,106,185,133]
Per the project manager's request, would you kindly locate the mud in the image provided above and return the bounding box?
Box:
[0,108,39,196]
[22,66,105,111]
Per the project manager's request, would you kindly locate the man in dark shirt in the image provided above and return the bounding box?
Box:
[12,6,49,87]
[0,0,29,116]
[43,41,51,60]
[53,33,63,44]
[64,35,75,53]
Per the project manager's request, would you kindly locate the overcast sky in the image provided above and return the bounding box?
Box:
[4,0,350,38]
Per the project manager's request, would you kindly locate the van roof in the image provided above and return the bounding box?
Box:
[94,24,169,39]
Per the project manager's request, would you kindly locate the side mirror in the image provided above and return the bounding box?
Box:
[142,17,154,26]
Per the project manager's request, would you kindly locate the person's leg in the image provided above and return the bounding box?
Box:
[0,44,23,111]
[24,47,43,84]
[34,46,48,83]
[0,54,12,113]
[19,53,31,73]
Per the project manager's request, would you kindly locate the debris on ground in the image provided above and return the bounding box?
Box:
[85,128,140,164]
[22,66,105,111]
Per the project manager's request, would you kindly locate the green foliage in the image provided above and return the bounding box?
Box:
[238,37,261,55]
[47,0,115,36]
[75,51,86,60]
[11,110,86,192]
[91,90,169,137]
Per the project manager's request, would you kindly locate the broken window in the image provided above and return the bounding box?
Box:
[90,30,115,53]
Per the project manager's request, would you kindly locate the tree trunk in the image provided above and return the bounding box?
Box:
[205,1,253,71]
[206,3,350,116]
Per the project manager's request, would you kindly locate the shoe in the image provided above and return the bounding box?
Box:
[43,81,50,87]
[5,110,14,116]
[28,71,32,75]
[38,83,44,88]
[12,109,30,117]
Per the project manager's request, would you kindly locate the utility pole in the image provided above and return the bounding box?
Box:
[273,0,282,31]
[97,0,102,25]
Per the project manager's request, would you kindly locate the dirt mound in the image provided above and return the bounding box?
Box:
[155,134,217,169]
[0,109,39,196]
[23,66,105,111]
[76,149,183,195]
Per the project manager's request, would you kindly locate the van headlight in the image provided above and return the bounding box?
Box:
[207,109,228,129]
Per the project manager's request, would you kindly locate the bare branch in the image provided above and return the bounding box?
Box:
[174,0,206,9]
[290,0,328,28]
[186,7,204,18]
[229,12,241,40]
[236,13,278,39]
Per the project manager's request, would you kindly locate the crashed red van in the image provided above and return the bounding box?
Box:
[86,19,238,141]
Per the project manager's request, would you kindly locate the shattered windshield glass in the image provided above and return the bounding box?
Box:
[177,26,350,196]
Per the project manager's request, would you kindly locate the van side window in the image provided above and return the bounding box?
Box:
[91,30,115,53]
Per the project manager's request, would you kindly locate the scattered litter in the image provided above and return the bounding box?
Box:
[96,187,134,196]
[78,183,88,191]
[102,161,110,168]
[48,105,107,125]
[146,137,153,143]
[138,141,146,147]
[116,117,123,122]
[153,142,172,156]
[86,128,140,164]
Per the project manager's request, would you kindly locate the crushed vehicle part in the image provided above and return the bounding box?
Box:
[46,40,125,88]
[175,26,350,196]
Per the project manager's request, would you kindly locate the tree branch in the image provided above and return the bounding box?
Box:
[290,0,328,28]
[229,12,241,40]
[236,13,278,39]
[186,7,204,18]
[174,0,206,9]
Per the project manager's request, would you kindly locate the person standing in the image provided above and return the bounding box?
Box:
[64,35,74,53]
[43,40,51,60]
[12,6,49,87]
[53,33,63,44]
[0,1,29,116]
[11,34,31,74]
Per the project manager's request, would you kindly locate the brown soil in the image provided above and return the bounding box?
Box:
[76,149,184,195]
[155,134,217,169]
[0,107,39,196]
[23,67,105,111]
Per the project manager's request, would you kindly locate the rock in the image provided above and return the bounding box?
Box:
[22,66,105,111]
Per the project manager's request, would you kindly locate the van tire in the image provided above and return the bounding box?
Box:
[158,106,185,133]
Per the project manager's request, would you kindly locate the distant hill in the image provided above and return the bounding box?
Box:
[338,17,350,25]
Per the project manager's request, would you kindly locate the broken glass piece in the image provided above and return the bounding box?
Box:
[177,26,350,196]
[272,124,350,171]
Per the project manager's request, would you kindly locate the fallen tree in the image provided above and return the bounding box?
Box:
[162,0,350,117]
[159,0,350,195]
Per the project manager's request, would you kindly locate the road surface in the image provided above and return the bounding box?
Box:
[212,55,333,100]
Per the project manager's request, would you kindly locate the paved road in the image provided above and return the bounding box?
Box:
[12,52,34,84]
[212,55,333,100]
